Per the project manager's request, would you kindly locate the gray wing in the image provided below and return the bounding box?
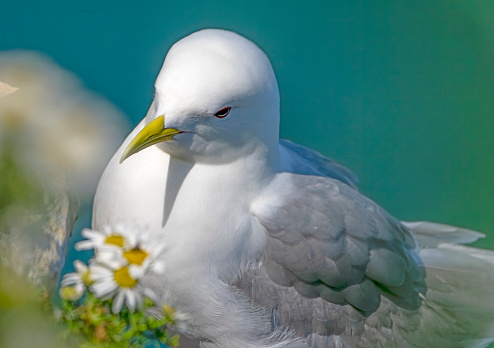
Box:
[279,139,359,189]
[239,173,494,347]
[279,139,486,250]
[251,172,425,316]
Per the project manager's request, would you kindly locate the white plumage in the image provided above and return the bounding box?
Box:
[93,29,494,347]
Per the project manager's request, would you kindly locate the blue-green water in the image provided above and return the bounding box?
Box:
[2,1,494,342]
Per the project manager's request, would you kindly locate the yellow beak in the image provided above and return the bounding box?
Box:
[120,115,182,164]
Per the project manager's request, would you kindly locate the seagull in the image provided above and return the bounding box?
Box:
[93,29,494,348]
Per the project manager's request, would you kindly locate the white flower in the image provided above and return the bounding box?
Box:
[75,224,133,252]
[118,227,166,275]
[78,223,166,275]
[75,222,166,313]
[59,260,89,300]
[89,262,155,313]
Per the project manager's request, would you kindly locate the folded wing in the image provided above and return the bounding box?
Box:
[252,172,425,315]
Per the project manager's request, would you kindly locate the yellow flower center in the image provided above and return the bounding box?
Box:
[59,285,83,301]
[104,234,125,247]
[82,270,93,285]
[123,247,149,265]
[162,304,176,320]
[113,266,138,288]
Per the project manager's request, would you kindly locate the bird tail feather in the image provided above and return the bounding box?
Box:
[390,221,494,347]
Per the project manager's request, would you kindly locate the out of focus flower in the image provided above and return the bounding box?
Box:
[89,261,156,314]
[73,223,165,313]
[76,224,132,252]
[77,223,166,275]
[59,260,90,301]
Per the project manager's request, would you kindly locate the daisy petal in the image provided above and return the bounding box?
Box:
[81,229,102,239]
[91,280,117,297]
[126,289,137,311]
[112,291,125,313]
[128,265,146,279]
[89,265,113,279]
[143,288,158,302]
[75,240,95,250]
[61,273,79,286]
[74,260,88,273]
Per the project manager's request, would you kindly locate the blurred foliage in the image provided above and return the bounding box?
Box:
[0,140,40,206]
[0,140,45,231]
[0,266,70,348]
[57,221,178,347]
[60,294,179,348]
[1,265,179,348]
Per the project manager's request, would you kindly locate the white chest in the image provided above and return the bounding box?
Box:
[93,145,268,281]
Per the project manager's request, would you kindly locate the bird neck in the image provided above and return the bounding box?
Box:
[193,143,277,192]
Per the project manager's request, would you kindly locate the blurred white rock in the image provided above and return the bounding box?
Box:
[0,51,129,200]
[0,51,128,293]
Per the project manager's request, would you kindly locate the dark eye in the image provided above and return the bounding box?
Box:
[214,107,232,118]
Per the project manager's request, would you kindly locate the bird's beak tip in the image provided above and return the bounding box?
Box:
[119,115,182,164]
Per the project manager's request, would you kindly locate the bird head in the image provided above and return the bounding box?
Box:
[120,29,280,165]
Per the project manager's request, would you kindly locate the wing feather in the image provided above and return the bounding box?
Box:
[252,172,425,315]
[279,139,359,189]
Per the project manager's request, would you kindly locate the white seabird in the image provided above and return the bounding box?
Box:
[93,29,494,348]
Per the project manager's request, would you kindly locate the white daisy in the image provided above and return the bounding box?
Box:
[85,223,166,276]
[59,260,90,301]
[75,223,134,252]
[75,222,166,313]
[89,262,155,313]
[119,227,166,275]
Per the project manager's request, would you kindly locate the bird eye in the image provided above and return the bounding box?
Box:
[214,107,232,118]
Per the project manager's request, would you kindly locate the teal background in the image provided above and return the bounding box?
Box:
[1,1,494,253]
